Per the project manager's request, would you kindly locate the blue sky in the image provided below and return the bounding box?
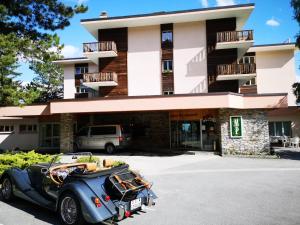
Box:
[18,0,300,81]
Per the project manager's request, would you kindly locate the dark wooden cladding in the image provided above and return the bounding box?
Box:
[206,18,239,92]
[162,74,174,91]
[161,49,173,60]
[161,24,174,93]
[75,79,81,86]
[239,85,257,94]
[98,28,128,51]
[98,28,128,97]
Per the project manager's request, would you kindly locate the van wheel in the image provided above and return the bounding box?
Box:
[73,144,78,152]
[105,144,116,154]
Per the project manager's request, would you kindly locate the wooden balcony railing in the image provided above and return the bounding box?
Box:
[83,41,117,53]
[217,63,256,76]
[83,72,118,83]
[217,30,254,43]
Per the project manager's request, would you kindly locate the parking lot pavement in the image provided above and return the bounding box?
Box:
[1,154,300,225]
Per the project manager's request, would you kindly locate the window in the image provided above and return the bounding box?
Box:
[90,126,117,136]
[162,60,173,73]
[75,64,88,75]
[269,121,292,137]
[39,123,60,148]
[0,125,14,133]
[163,91,174,95]
[19,124,37,134]
[244,77,256,86]
[77,127,88,136]
[239,56,255,64]
[161,30,173,48]
[162,31,173,42]
[76,86,89,93]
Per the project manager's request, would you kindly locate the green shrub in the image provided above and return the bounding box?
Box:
[111,160,126,167]
[76,156,100,163]
[0,151,52,175]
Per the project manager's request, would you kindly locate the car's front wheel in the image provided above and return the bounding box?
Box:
[1,176,14,202]
[58,193,85,225]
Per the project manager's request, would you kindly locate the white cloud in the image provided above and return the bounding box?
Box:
[216,0,236,6]
[200,0,209,7]
[61,45,81,58]
[266,18,280,27]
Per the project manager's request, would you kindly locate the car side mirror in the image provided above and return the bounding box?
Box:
[41,168,48,175]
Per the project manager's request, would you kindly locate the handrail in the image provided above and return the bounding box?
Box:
[83,72,118,83]
[83,41,117,53]
[216,30,254,43]
[217,63,256,76]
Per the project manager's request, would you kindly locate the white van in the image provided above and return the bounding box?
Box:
[74,125,131,154]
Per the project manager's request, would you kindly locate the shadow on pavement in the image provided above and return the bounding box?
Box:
[0,194,117,225]
[275,148,300,160]
[0,196,60,225]
[76,148,202,157]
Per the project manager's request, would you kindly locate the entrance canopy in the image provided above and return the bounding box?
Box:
[0,92,288,117]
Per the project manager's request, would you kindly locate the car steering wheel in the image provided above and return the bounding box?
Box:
[48,163,97,185]
[49,167,66,185]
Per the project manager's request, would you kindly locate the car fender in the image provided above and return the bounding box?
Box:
[0,168,30,192]
[58,181,115,223]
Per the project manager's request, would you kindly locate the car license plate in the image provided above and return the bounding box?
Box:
[130,198,142,210]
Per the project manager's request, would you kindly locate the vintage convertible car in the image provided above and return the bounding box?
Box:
[0,153,156,225]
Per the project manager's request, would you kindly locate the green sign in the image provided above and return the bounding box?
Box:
[230,116,243,138]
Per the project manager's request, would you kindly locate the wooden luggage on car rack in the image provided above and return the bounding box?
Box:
[108,169,152,201]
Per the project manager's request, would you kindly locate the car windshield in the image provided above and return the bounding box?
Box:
[49,152,94,167]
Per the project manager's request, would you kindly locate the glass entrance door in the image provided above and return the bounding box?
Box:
[171,119,217,151]
[171,121,201,149]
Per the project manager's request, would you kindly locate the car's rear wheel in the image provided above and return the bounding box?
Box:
[58,193,85,225]
[1,176,14,201]
[105,143,116,154]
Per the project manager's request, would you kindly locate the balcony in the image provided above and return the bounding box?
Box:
[216,63,256,81]
[82,72,118,89]
[83,41,117,64]
[216,30,254,51]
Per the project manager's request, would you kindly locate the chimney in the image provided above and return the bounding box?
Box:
[100,11,108,18]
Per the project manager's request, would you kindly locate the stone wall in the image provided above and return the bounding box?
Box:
[219,109,270,155]
[60,113,74,153]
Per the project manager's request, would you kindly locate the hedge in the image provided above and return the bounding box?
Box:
[0,151,126,175]
[0,151,52,175]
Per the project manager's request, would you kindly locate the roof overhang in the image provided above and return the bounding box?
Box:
[0,105,50,117]
[53,58,92,65]
[81,4,254,39]
[0,93,288,117]
[248,43,296,53]
[49,93,287,114]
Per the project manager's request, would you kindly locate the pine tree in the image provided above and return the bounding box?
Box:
[0,1,87,105]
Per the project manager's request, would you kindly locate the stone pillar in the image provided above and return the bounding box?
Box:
[219,109,270,155]
[60,113,74,153]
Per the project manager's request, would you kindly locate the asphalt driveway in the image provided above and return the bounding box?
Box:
[1,152,300,225]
